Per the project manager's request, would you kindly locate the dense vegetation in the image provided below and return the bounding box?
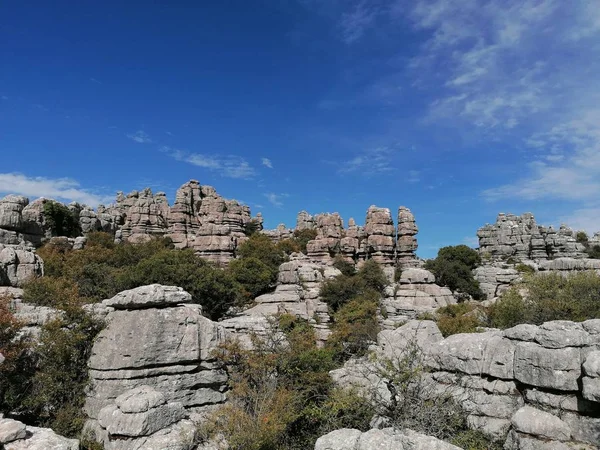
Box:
[576,231,600,259]
[43,201,81,237]
[424,245,484,300]
[426,271,600,336]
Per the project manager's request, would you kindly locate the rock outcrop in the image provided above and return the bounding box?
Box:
[473,264,521,300]
[332,319,600,448]
[221,254,339,346]
[314,427,460,450]
[93,385,197,450]
[396,206,419,267]
[84,285,228,444]
[0,244,43,287]
[477,213,589,261]
[0,417,78,450]
[380,268,456,329]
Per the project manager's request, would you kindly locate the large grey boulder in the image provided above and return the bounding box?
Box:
[1,419,78,450]
[0,244,43,287]
[314,428,461,450]
[514,342,581,391]
[582,350,600,402]
[85,285,228,436]
[510,406,571,441]
[97,386,187,440]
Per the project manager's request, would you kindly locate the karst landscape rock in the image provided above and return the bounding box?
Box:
[1,180,599,449]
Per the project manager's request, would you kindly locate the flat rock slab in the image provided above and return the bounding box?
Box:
[103,284,192,309]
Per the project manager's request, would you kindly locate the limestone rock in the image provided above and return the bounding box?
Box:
[0,245,43,287]
[473,265,520,299]
[513,342,580,391]
[510,406,571,441]
[0,419,27,444]
[314,427,461,450]
[85,285,228,425]
[477,213,590,262]
[582,350,600,402]
[397,206,419,267]
[2,420,78,450]
[103,284,192,310]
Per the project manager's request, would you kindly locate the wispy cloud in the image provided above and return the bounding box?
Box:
[338,147,395,176]
[264,192,288,207]
[127,130,152,144]
[261,158,273,169]
[90,77,102,84]
[162,147,256,179]
[0,173,113,206]
[338,1,380,44]
[1,95,7,100]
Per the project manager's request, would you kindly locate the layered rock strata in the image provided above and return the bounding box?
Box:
[332,319,600,448]
[0,244,43,287]
[220,254,339,346]
[477,213,590,261]
[84,285,228,439]
[93,385,196,450]
[473,264,521,300]
[314,427,460,450]
[380,268,456,329]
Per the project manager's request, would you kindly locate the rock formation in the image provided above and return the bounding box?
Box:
[363,206,395,266]
[332,319,600,448]
[473,264,521,300]
[477,213,589,261]
[93,385,196,450]
[396,206,419,267]
[315,427,460,450]
[380,268,456,329]
[84,285,228,445]
[221,254,339,346]
[0,244,43,287]
[0,417,78,450]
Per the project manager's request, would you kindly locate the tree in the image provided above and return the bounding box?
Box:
[425,245,484,300]
[43,201,81,237]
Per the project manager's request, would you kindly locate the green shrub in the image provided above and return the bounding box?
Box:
[435,303,485,337]
[576,231,589,244]
[489,271,600,328]
[43,201,81,237]
[425,245,484,300]
[276,239,301,256]
[451,429,503,450]
[228,257,275,300]
[586,244,600,259]
[236,233,285,271]
[327,294,380,359]
[243,220,261,236]
[204,315,351,449]
[332,256,355,277]
[292,229,318,254]
[28,235,244,320]
[515,263,535,274]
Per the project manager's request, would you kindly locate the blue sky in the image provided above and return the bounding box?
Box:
[1,1,599,258]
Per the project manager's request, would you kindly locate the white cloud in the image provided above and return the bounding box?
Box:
[338,147,395,175]
[261,158,273,169]
[264,193,288,207]
[339,2,380,43]
[0,173,113,206]
[1,95,7,100]
[127,130,152,144]
[163,147,256,179]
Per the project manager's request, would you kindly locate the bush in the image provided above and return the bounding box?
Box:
[320,260,387,312]
[292,229,318,254]
[586,244,600,259]
[332,256,355,277]
[515,263,535,274]
[327,294,380,359]
[43,201,81,237]
[203,315,368,449]
[425,245,484,300]
[489,271,600,328]
[576,231,589,244]
[434,303,485,337]
[236,233,285,271]
[27,234,245,320]
[228,257,275,300]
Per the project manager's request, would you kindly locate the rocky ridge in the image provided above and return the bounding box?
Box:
[332,319,600,449]
[477,213,591,262]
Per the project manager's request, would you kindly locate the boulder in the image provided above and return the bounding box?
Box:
[314,428,460,450]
